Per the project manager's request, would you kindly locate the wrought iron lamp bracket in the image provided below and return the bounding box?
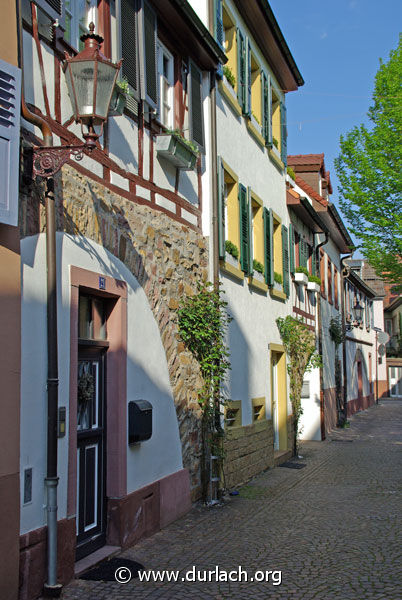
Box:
[32,144,88,178]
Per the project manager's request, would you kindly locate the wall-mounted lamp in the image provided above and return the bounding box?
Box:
[346,300,364,330]
[33,23,122,178]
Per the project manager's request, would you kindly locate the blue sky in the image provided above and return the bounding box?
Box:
[269,0,401,238]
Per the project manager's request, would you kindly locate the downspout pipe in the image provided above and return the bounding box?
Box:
[314,232,328,440]
[17,1,61,596]
[340,254,353,424]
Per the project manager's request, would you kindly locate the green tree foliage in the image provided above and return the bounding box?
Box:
[335,37,402,288]
[276,316,322,456]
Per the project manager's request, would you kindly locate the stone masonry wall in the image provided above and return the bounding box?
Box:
[223,420,274,489]
[20,163,208,500]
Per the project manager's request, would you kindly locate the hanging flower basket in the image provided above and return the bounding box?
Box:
[156,133,198,170]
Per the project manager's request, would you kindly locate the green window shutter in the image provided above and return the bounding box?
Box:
[298,238,303,268]
[214,0,224,78]
[217,157,226,259]
[247,187,253,269]
[239,184,250,274]
[268,76,272,145]
[214,0,224,49]
[280,102,287,165]
[189,61,204,150]
[245,39,251,117]
[299,239,308,269]
[263,207,274,286]
[140,0,157,110]
[289,223,295,275]
[236,29,245,111]
[282,225,290,297]
[121,0,140,102]
[262,72,269,144]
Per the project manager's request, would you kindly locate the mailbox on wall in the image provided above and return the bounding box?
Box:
[128,400,152,444]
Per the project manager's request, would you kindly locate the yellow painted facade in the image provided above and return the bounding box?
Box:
[251,54,262,122]
[223,2,238,93]
[270,348,288,451]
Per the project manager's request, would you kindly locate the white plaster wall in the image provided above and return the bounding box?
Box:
[216,1,291,430]
[108,116,139,174]
[223,275,291,426]
[374,298,387,383]
[201,73,212,237]
[22,32,55,137]
[299,368,321,441]
[320,240,343,392]
[20,233,182,534]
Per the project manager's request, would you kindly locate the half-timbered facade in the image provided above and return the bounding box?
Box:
[287,154,354,437]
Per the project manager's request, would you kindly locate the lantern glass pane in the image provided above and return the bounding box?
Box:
[95,61,118,119]
[64,66,78,120]
[70,60,95,119]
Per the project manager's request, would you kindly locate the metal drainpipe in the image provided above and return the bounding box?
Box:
[315,233,328,439]
[17,1,61,596]
[340,254,353,424]
[210,71,219,290]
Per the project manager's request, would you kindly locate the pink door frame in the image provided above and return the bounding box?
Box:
[67,266,128,520]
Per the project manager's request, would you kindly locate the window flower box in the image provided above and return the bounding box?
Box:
[250,113,262,135]
[253,270,265,283]
[273,280,283,292]
[156,133,198,170]
[225,251,239,268]
[294,272,308,285]
[108,87,127,117]
[307,281,320,293]
[223,75,237,101]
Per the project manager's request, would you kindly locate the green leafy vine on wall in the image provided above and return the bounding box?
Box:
[178,283,232,501]
[276,316,322,456]
[329,317,346,425]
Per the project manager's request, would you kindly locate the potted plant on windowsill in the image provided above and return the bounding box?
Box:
[307,274,321,293]
[273,271,283,291]
[250,111,262,134]
[156,129,199,170]
[109,77,132,117]
[270,136,281,159]
[225,240,239,267]
[286,166,296,187]
[252,259,264,283]
[223,65,236,90]
[294,266,309,285]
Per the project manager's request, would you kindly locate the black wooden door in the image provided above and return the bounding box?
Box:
[76,345,107,560]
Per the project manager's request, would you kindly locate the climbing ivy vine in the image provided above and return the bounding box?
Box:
[276,316,322,456]
[329,317,346,425]
[178,283,232,501]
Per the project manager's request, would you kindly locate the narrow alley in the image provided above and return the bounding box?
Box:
[62,400,402,600]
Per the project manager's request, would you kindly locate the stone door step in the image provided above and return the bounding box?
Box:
[75,545,121,577]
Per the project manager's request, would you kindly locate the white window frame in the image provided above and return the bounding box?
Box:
[156,41,174,129]
[64,0,97,51]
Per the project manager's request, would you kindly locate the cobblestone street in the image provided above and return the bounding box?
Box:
[62,400,402,600]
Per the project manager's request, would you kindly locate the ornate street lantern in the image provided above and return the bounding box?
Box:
[353,300,364,324]
[63,23,122,149]
[33,23,122,178]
